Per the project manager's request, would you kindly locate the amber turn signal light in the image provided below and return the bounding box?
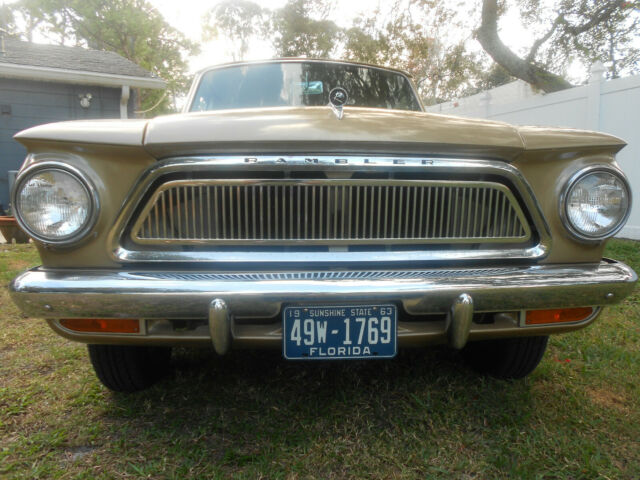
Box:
[525,307,594,325]
[59,318,140,333]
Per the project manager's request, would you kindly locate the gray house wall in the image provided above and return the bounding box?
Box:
[0,78,136,210]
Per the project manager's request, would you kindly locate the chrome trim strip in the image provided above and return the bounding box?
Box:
[12,161,100,247]
[559,164,632,242]
[107,156,552,264]
[10,260,636,320]
[131,178,531,245]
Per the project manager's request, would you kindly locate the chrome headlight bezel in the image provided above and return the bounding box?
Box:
[12,162,100,246]
[559,165,631,242]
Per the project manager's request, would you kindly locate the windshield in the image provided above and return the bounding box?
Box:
[189,61,422,112]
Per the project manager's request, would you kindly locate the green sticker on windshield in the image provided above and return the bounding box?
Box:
[298,81,323,95]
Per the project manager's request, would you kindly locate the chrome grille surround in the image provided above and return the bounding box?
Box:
[108,156,551,264]
[131,179,531,245]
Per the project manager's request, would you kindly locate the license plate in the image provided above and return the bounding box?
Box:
[283,305,397,360]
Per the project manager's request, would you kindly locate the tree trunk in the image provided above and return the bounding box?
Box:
[476,0,573,93]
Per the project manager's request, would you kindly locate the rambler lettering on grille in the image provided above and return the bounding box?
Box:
[131,179,532,245]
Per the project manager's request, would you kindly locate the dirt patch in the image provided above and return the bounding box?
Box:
[586,387,630,413]
[6,258,31,272]
[64,445,98,462]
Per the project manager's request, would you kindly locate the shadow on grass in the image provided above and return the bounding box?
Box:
[104,347,538,468]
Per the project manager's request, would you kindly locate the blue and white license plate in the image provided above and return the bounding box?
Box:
[283,305,397,360]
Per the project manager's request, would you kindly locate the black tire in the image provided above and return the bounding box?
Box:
[88,344,171,392]
[462,336,549,379]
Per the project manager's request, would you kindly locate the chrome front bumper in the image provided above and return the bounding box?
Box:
[10,260,637,348]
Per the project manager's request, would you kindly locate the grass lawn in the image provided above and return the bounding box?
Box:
[1,240,639,479]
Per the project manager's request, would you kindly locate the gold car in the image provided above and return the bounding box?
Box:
[9,59,637,392]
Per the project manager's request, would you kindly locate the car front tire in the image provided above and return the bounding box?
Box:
[88,344,171,392]
[462,336,549,379]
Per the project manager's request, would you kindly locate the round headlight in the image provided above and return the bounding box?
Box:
[14,166,97,244]
[562,167,631,241]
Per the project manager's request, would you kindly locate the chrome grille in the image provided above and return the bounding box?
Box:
[131,179,531,245]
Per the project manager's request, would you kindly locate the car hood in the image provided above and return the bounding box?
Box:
[143,107,527,159]
[15,106,626,161]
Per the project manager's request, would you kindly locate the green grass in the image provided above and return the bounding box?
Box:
[1,240,639,479]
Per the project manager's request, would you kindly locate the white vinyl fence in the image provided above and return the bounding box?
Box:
[426,62,640,240]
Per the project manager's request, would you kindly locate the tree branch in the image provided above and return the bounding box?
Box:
[476,0,573,93]
[525,15,561,63]
[564,0,625,35]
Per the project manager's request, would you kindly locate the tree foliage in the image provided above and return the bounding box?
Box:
[204,0,639,102]
[203,0,342,60]
[342,2,490,105]
[202,1,265,62]
[203,0,490,105]
[7,0,198,115]
[270,0,342,58]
